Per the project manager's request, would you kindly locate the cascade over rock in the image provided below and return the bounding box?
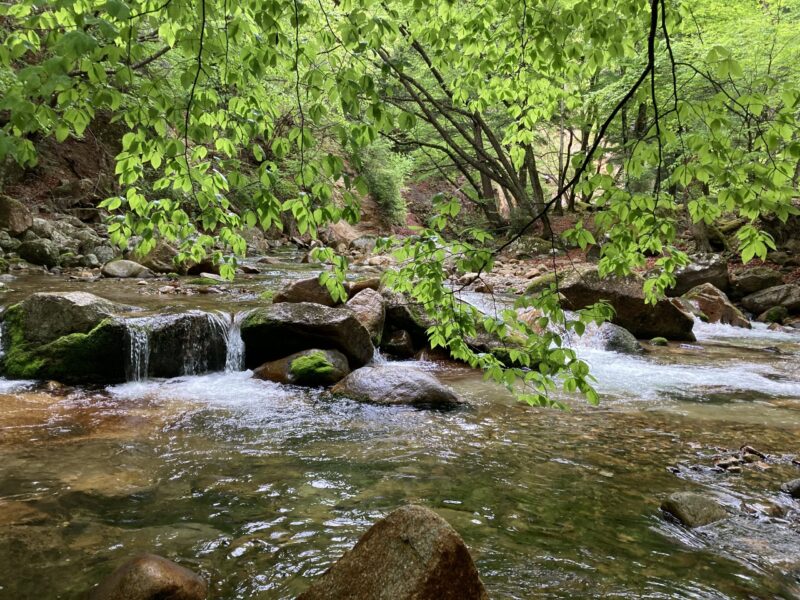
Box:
[298,505,488,600]
[241,302,374,369]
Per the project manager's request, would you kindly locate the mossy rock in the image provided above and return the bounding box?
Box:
[259,289,275,302]
[187,277,225,286]
[2,308,126,382]
[649,336,669,346]
[253,349,349,386]
[758,305,789,324]
[524,272,558,295]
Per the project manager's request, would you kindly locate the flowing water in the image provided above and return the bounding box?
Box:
[1,274,800,599]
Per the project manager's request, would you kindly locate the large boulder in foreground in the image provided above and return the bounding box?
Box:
[331,365,461,409]
[666,254,729,296]
[89,553,207,600]
[554,266,696,341]
[298,505,487,600]
[682,283,750,328]
[253,349,349,386]
[741,284,800,315]
[346,288,386,345]
[1,292,136,382]
[661,492,728,528]
[241,302,373,369]
[274,276,341,307]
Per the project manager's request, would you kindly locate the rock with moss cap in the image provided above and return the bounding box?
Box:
[661,492,728,528]
[253,349,349,386]
[298,505,487,600]
[1,291,137,382]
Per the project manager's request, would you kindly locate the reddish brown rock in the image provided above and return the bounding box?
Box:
[682,283,750,328]
[89,554,207,600]
[298,505,488,600]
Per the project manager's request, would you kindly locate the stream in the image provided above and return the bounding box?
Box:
[1,265,800,599]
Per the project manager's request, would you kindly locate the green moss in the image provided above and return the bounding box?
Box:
[187,277,225,285]
[259,290,275,302]
[525,272,558,295]
[650,337,668,346]
[290,350,335,379]
[762,305,788,324]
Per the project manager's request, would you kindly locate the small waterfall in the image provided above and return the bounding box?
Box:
[210,310,250,373]
[124,320,150,381]
[372,347,387,364]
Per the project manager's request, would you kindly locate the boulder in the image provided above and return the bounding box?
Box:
[102,260,154,279]
[92,245,118,264]
[380,329,415,358]
[0,195,33,235]
[253,349,349,386]
[555,265,696,341]
[741,284,800,315]
[138,240,181,274]
[660,492,727,528]
[1,292,135,382]
[730,266,783,298]
[383,291,434,348]
[298,505,487,600]
[241,302,373,369]
[331,365,461,409]
[89,554,207,600]
[273,276,341,307]
[18,239,60,268]
[682,283,750,328]
[757,305,789,324]
[347,276,382,297]
[667,254,729,296]
[346,288,386,345]
[0,230,21,252]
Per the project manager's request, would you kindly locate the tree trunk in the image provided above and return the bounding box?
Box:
[524,145,553,238]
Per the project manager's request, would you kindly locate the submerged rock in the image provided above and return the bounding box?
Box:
[298,505,487,600]
[89,553,207,600]
[332,365,461,408]
[101,260,154,279]
[682,283,750,328]
[553,265,696,341]
[661,492,728,528]
[274,276,341,306]
[241,302,373,369]
[253,349,349,386]
[346,288,386,345]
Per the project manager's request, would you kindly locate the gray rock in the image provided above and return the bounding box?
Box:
[348,235,377,254]
[253,349,349,386]
[89,553,207,600]
[0,195,33,235]
[346,288,386,345]
[780,479,800,499]
[332,365,461,408]
[661,492,728,528]
[0,231,21,252]
[241,302,374,369]
[273,276,341,307]
[101,260,154,279]
[587,322,642,354]
[30,217,53,239]
[17,239,60,268]
[741,284,800,315]
[81,253,101,268]
[667,254,729,296]
[730,266,783,298]
[92,245,117,264]
[137,240,181,274]
[298,505,487,600]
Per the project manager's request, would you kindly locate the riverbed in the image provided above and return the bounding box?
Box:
[1,268,799,599]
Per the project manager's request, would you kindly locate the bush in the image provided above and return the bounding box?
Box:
[357,141,412,226]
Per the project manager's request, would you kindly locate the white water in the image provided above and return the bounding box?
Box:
[213,310,250,373]
[124,319,150,382]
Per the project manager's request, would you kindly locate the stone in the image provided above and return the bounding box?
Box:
[682,283,750,328]
[780,479,800,499]
[0,195,33,235]
[347,276,382,297]
[92,245,117,264]
[273,276,341,307]
[89,554,207,600]
[332,365,461,409]
[241,302,374,369]
[0,230,21,252]
[137,240,181,274]
[101,260,154,279]
[554,265,696,341]
[383,291,435,348]
[756,305,789,324]
[253,349,350,386]
[660,492,728,528]
[730,266,783,298]
[585,322,642,354]
[298,505,487,600]
[18,239,60,268]
[348,235,377,254]
[346,288,386,345]
[650,337,668,346]
[380,329,415,358]
[741,284,800,315]
[667,254,729,296]
[1,292,137,382]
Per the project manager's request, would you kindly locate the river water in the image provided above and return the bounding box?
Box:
[1,269,800,599]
